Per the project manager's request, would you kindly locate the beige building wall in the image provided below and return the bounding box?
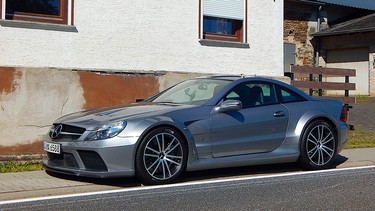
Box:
[370,45,375,96]
[0,67,289,155]
[0,67,159,155]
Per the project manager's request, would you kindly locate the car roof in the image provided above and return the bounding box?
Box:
[196,75,314,105]
[199,75,282,83]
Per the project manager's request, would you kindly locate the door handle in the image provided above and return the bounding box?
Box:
[274,111,286,117]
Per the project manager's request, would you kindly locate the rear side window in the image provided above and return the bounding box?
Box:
[276,85,305,103]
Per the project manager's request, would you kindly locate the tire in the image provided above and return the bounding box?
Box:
[135,127,188,185]
[298,120,337,170]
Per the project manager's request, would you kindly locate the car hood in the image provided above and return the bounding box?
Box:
[55,102,193,130]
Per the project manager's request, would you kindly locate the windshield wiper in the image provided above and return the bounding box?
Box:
[154,101,181,105]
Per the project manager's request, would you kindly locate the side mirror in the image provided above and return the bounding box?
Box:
[218,100,242,112]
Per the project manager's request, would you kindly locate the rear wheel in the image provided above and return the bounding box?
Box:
[135,127,187,185]
[299,120,337,170]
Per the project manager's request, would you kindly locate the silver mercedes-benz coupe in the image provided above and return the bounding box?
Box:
[43,76,349,184]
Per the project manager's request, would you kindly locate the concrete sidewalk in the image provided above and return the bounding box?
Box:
[0,148,374,202]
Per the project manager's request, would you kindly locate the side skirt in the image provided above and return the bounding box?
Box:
[186,146,300,172]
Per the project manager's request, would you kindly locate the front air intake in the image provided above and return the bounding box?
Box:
[78,150,108,171]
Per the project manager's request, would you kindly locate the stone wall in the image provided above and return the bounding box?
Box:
[284,1,318,66]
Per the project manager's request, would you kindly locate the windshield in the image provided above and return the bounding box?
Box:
[151,79,231,105]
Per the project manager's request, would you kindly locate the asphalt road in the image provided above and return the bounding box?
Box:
[1,166,374,211]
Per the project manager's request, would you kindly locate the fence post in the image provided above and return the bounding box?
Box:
[318,74,323,96]
[345,76,349,97]
[285,72,294,81]
[309,74,313,96]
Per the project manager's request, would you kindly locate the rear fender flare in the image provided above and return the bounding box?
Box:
[294,111,339,141]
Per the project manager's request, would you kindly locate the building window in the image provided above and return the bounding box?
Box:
[203,16,243,42]
[2,0,72,25]
[201,0,246,43]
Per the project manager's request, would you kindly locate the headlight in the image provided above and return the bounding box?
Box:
[85,121,127,141]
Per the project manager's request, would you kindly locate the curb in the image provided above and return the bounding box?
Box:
[0,154,44,165]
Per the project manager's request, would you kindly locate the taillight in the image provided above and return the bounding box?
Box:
[340,104,351,123]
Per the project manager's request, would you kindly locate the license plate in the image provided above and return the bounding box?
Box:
[43,142,61,154]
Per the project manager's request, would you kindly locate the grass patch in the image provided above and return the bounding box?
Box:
[355,96,374,103]
[346,130,375,149]
[0,162,44,173]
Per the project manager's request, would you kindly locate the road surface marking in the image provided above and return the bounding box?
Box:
[1,165,374,205]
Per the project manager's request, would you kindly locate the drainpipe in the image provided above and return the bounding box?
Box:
[315,6,322,67]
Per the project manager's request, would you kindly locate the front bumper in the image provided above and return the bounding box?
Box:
[43,136,139,178]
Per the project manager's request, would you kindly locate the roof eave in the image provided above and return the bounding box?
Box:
[312,27,375,37]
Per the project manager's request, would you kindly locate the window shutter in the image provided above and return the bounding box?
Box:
[203,0,244,20]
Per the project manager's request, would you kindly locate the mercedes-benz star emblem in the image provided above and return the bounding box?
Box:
[51,124,63,139]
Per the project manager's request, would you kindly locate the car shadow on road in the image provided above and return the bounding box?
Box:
[178,163,301,182]
[46,155,349,187]
[331,154,349,167]
[179,154,348,183]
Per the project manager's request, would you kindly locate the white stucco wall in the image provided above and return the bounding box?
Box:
[0,0,284,76]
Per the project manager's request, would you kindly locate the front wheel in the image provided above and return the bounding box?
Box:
[135,127,187,185]
[298,120,337,170]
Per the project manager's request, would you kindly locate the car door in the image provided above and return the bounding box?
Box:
[210,82,289,158]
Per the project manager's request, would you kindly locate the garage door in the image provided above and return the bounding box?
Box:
[326,48,369,95]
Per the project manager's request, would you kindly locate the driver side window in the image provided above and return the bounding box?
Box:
[225,82,276,108]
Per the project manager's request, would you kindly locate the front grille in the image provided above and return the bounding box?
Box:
[61,124,86,134]
[49,124,86,141]
[47,152,79,169]
[78,150,108,171]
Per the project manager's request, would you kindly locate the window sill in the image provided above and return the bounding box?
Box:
[0,19,77,32]
[199,39,250,48]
